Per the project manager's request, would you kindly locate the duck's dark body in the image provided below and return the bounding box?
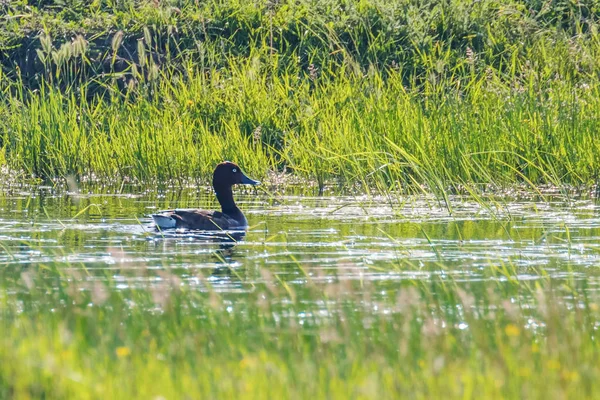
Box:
[155,208,247,230]
[151,162,258,231]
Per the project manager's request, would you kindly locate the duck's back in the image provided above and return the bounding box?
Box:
[152,209,247,230]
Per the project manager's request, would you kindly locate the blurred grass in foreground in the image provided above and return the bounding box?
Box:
[1,253,598,399]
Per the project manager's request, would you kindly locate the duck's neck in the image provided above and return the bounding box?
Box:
[214,184,240,215]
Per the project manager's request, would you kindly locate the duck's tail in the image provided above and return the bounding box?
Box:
[151,214,177,229]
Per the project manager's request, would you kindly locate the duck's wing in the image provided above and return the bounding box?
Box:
[152,209,238,230]
[173,209,236,230]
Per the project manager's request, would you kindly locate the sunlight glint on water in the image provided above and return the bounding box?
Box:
[2,186,600,304]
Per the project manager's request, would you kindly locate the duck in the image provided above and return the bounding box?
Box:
[151,161,260,230]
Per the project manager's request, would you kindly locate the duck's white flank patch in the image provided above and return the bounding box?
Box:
[152,214,177,229]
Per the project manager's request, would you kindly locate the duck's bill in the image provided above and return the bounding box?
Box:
[240,173,260,185]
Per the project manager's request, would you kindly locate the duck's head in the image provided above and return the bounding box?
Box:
[212,161,260,188]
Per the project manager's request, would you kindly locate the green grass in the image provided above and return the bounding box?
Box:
[3,3,600,397]
[1,255,599,399]
[1,0,600,191]
[2,64,600,193]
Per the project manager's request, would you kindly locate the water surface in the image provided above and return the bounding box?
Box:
[2,186,600,307]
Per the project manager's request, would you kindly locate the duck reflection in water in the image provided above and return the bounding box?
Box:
[209,231,247,288]
[150,229,247,288]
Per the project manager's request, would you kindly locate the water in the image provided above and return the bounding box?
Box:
[2,185,600,304]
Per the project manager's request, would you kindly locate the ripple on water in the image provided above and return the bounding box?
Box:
[1,188,600,304]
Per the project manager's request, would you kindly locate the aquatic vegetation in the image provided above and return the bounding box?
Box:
[2,67,600,192]
[1,188,600,398]
[3,266,600,399]
[1,0,600,191]
[1,0,600,396]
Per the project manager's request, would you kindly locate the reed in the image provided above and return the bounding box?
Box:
[2,63,600,193]
[1,0,600,192]
[1,250,598,399]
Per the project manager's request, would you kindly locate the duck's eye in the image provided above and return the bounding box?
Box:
[232,168,237,173]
